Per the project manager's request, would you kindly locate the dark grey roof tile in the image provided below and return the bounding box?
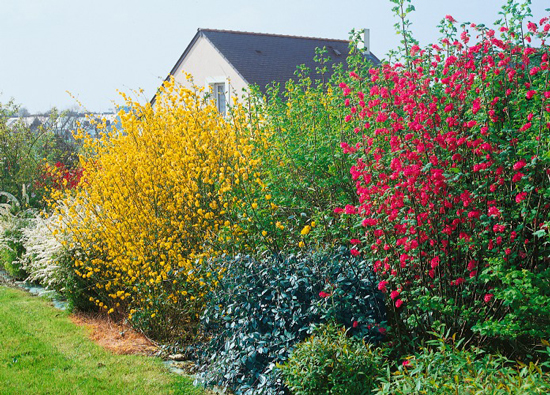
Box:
[200,29,380,92]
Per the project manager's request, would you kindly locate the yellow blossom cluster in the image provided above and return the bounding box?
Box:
[52,77,269,338]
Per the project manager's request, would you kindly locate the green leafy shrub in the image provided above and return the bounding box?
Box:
[251,61,355,248]
[0,246,19,277]
[60,253,102,312]
[196,248,385,394]
[376,329,550,394]
[0,195,29,279]
[281,322,385,395]
[474,258,550,344]
[241,44,378,251]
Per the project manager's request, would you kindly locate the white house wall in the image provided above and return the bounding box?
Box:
[171,35,249,100]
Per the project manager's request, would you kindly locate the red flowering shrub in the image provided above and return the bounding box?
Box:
[36,161,83,192]
[340,1,550,347]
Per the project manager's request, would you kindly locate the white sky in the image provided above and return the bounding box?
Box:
[0,0,548,113]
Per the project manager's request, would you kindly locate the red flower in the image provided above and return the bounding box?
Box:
[445,15,457,23]
[362,218,378,227]
[377,281,388,292]
[319,291,330,298]
[520,122,532,131]
[488,206,501,217]
[402,360,411,367]
[493,224,505,233]
[468,210,481,219]
[378,327,387,335]
[516,192,528,203]
[352,320,359,328]
[350,248,360,257]
[512,172,524,183]
[395,299,403,308]
[376,112,388,123]
[484,293,494,303]
[513,159,527,171]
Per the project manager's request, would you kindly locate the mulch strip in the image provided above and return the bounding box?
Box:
[69,311,158,356]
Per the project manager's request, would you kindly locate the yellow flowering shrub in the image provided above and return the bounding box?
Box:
[51,77,268,340]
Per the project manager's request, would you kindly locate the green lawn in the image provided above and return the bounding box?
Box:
[0,286,204,395]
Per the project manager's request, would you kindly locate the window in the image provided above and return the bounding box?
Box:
[212,82,227,115]
[206,77,230,115]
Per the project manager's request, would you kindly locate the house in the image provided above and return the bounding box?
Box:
[7,112,117,138]
[153,28,380,113]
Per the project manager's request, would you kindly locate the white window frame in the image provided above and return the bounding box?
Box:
[205,77,230,115]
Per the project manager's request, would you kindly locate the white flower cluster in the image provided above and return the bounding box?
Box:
[20,212,67,290]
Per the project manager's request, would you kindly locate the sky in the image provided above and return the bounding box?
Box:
[0,0,548,114]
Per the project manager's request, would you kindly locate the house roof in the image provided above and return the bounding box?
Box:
[165,28,381,94]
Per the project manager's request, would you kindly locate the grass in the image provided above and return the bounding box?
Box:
[0,286,205,395]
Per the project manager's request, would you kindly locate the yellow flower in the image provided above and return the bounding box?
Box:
[298,241,305,248]
[300,225,311,235]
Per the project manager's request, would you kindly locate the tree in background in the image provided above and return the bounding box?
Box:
[0,101,83,208]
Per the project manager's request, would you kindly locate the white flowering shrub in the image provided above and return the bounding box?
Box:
[20,212,67,290]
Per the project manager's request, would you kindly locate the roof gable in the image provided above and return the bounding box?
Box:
[155,28,382,105]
